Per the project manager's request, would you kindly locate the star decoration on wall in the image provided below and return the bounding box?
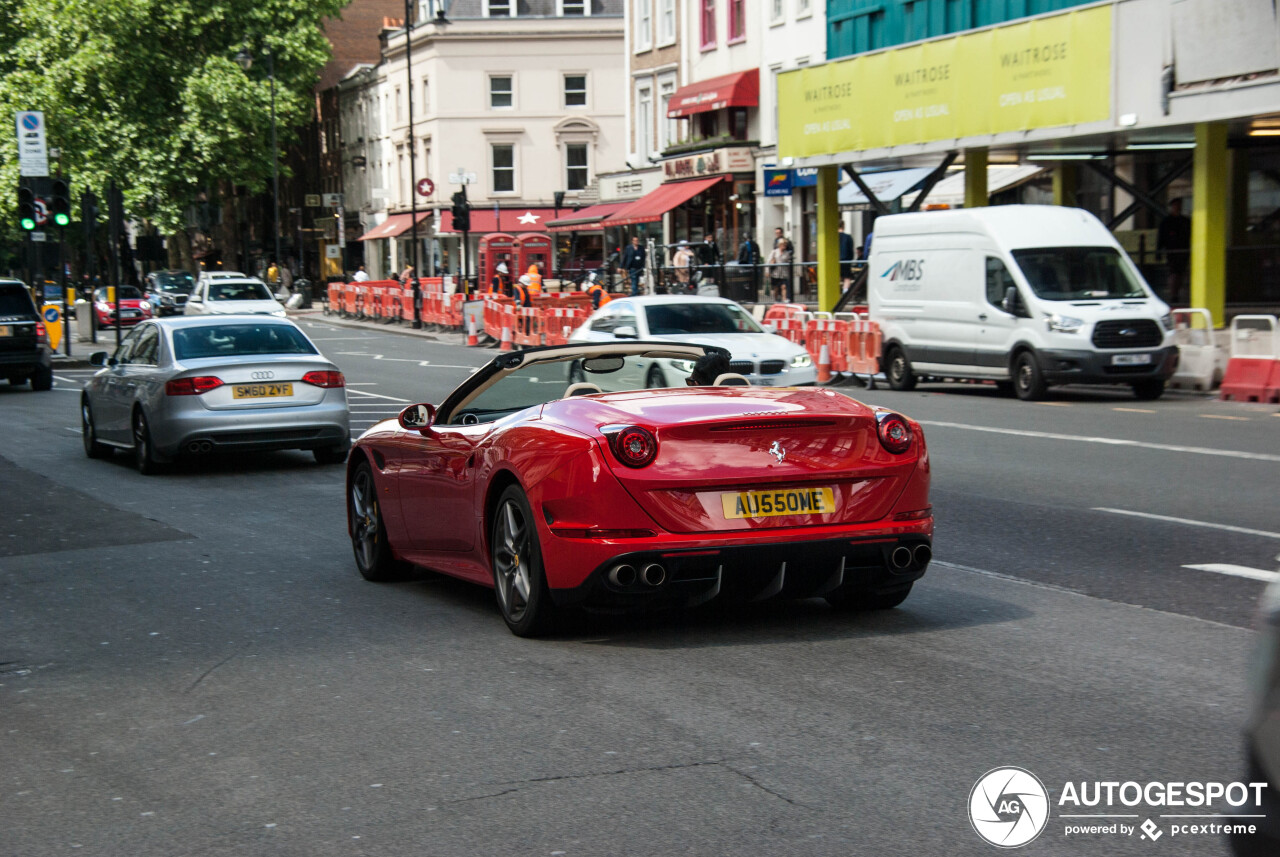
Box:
[517,211,541,225]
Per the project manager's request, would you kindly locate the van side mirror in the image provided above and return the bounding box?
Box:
[1003,286,1028,318]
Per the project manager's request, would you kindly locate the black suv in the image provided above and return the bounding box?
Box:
[0,279,53,391]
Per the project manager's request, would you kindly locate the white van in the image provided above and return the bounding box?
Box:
[867,205,1178,400]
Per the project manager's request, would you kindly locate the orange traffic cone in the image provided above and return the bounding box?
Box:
[466,315,479,347]
[499,325,513,351]
[817,344,832,384]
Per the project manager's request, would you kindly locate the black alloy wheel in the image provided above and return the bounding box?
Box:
[132,410,162,475]
[490,484,558,637]
[886,346,917,391]
[349,462,411,582]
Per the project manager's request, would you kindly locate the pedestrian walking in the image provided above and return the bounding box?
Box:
[773,227,785,248]
[1157,197,1191,306]
[737,234,761,266]
[839,222,856,292]
[278,263,293,299]
[266,260,280,286]
[672,240,695,290]
[767,238,793,302]
[622,236,646,296]
[512,274,533,308]
[352,265,369,283]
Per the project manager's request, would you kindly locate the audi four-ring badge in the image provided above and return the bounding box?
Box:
[346,341,932,637]
[80,316,351,473]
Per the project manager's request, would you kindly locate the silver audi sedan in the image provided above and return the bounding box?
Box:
[81,316,350,474]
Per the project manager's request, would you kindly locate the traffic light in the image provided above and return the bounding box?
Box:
[451,191,470,232]
[18,180,37,231]
[49,178,71,227]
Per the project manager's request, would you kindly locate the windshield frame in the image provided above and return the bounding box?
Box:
[1010,246,1149,302]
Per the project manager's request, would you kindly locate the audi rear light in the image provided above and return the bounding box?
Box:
[876,412,914,454]
[166,376,224,396]
[603,425,658,468]
[302,370,345,388]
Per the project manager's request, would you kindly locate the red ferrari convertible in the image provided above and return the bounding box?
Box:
[346,342,932,636]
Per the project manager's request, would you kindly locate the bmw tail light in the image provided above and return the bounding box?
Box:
[876,412,914,454]
[166,376,224,396]
[302,370,345,388]
[604,425,658,468]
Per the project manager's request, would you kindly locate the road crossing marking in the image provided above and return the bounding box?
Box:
[1093,507,1280,540]
[346,389,412,403]
[920,420,1280,462]
[1181,563,1277,582]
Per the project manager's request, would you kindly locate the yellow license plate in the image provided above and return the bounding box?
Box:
[232,382,293,399]
[721,487,836,519]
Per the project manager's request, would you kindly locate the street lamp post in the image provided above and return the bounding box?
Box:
[236,47,282,279]
[404,0,422,328]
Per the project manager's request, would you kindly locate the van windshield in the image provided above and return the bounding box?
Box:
[1011,247,1147,301]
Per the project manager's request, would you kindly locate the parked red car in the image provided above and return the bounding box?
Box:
[346,342,933,636]
[93,285,152,329]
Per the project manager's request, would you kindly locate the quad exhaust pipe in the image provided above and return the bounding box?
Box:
[185,440,214,455]
[913,544,932,567]
[606,563,667,588]
[890,546,914,570]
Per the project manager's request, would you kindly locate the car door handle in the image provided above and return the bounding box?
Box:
[978,313,988,321]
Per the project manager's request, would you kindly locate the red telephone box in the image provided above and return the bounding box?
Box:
[477,233,517,288]
[515,233,553,284]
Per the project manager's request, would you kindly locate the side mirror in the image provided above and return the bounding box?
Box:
[1003,286,1027,318]
[614,325,638,339]
[398,403,436,434]
[89,351,108,367]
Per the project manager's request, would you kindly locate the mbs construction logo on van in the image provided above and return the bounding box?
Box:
[967,766,1267,848]
[881,259,925,285]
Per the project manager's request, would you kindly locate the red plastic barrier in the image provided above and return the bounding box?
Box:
[804,319,849,373]
[763,303,808,325]
[1220,358,1280,403]
[512,307,542,346]
[845,320,882,375]
[543,307,589,345]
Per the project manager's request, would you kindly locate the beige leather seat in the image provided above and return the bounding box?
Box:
[713,373,751,386]
[564,382,604,397]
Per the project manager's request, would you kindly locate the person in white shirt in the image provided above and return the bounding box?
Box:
[352,265,369,283]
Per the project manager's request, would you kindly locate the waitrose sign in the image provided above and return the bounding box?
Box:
[778,5,1111,158]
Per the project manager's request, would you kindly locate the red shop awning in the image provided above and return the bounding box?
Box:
[544,202,631,233]
[666,70,759,118]
[356,212,431,241]
[604,177,727,227]
[437,207,559,234]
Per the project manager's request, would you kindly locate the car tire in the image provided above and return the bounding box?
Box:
[645,366,667,388]
[1132,379,1165,401]
[349,462,412,582]
[31,363,52,391]
[490,484,559,637]
[1013,351,1048,401]
[825,582,914,611]
[314,444,349,465]
[886,346,917,391]
[82,399,110,459]
[132,409,163,475]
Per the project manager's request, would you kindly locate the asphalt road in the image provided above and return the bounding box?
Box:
[1,316,1276,856]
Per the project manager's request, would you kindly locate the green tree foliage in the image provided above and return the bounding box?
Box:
[0,0,348,233]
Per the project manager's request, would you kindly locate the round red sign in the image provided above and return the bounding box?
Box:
[416,178,435,198]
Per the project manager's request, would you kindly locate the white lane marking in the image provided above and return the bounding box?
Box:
[345,382,380,386]
[308,337,372,341]
[51,386,81,393]
[1199,414,1250,421]
[921,420,1280,462]
[1182,563,1277,582]
[1112,407,1156,414]
[53,375,86,384]
[1093,507,1280,540]
[346,389,411,403]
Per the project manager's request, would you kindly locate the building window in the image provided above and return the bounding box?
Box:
[492,143,515,192]
[422,78,429,114]
[700,0,716,50]
[566,143,589,190]
[796,0,811,18]
[395,87,402,123]
[658,0,675,44]
[489,76,512,109]
[636,84,653,161]
[565,74,587,107]
[729,0,745,42]
[636,0,652,51]
[770,0,783,23]
[486,0,512,17]
[559,0,588,15]
[658,76,676,152]
[730,107,748,140]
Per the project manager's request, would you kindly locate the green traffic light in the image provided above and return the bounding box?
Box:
[53,212,70,226]
[20,217,35,230]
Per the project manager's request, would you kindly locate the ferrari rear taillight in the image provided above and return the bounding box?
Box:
[302,370,345,388]
[876,412,914,454]
[604,425,658,468]
[166,376,224,396]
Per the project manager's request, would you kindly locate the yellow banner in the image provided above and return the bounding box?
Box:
[779,5,1111,158]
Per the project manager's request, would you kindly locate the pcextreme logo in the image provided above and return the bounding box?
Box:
[881,259,925,281]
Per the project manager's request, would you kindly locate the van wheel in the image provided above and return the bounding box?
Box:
[1132,379,1165,401]
[886,346,917,391]
[1013,352,1047,401]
